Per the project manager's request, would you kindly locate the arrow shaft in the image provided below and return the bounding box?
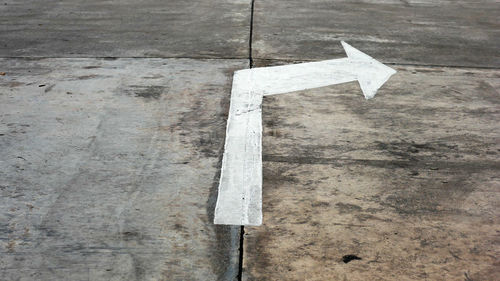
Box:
[214,72,263,225]
[236,58,358,95]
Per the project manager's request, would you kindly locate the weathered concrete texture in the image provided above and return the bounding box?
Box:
[0,58,247,280]
[252,0,500,68]
[243,61,500,280]
[0,0,250,58]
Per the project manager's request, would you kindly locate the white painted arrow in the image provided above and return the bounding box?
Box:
[214,41,396,226]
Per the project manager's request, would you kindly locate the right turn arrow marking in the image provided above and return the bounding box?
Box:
[214,41,397,226]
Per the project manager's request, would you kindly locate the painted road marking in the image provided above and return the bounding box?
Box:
[214,41,396,226]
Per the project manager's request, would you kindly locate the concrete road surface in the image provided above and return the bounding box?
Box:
[1,0,499,280]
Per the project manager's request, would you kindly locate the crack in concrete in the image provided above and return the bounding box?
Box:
[237,0,256,279]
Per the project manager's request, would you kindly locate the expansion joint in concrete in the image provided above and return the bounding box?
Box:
[249,0,255,68]
[237,1,256,279]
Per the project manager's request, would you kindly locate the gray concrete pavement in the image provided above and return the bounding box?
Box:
[0,58,246,280]
[253,0,500,67]
[243,62,500,280]
[1,0,499,280]
[242,2,500,278]
[0,0,250,58]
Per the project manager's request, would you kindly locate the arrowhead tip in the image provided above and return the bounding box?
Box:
[341,41,396,99]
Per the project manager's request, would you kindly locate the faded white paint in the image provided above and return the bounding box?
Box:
[214,41,396,225]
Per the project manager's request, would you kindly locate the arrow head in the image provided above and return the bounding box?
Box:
[341,41,396,99]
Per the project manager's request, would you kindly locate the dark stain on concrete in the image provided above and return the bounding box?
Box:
[263,166,299,186]
[336,202,362,214]
[204,66,243,281]
[121,231,142,241]
[342,254,362,263]
[263,155,499,172]
[173,223,188,232]
[243,228,273,281]
[375,140,458,160]
[78,74,100,80]
[311,201,330,208]
[381,177,476,216]
[477,80,499,105]
[133,85,165,99]
[205,138,240,280]
[174,80,235,159]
